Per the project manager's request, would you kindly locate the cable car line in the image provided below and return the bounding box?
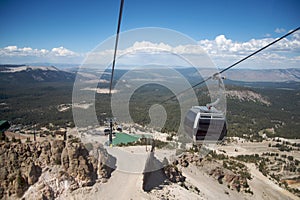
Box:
[108,0,124,145]
[219,27,300,74]
[182,26,299,143]
[109,0,124,97]
[160,26,300,104]
[165,26,300,143]
[106,0,299,144]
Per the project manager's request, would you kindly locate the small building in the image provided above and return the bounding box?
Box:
[0,120,10,132]
[116,125,122,132]
[104,128,110,135]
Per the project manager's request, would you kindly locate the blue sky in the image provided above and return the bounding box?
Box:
[0,0,299,68]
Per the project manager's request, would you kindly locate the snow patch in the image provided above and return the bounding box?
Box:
[81,87,118,94]
[1,66,58,73]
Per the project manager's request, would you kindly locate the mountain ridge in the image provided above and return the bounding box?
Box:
[0,65,75,83]
[1,64,299,83]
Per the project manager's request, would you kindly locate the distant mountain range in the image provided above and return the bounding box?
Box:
[0,65,75,83]
[223,68,300,82]
[1,64,300,85]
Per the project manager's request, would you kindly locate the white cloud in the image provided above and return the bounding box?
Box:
[0,45,82,64]
[84,41,213,68]
[4,46,18,51]
[195,33,300,68]
[40,49,49,54]
[1,32,300,69]
[51,46,77,56]
[275,28,286,33]
[0,46,76,57]
[264,33,271,37]
[84,34,300,69]
[21,47,33,52]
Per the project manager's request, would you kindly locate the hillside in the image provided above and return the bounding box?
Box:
[0,65,75,83]
[1,133,299,200]
[0,65,299,199]
[0,66,299,139]
[223,68,300,82]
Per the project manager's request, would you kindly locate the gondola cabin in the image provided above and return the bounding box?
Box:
[116,125,122,132]
[184,106,227,142]
[104,128,110,135]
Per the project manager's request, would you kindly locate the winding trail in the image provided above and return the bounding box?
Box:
[246,163,299,200]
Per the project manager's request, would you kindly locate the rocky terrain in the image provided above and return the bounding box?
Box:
[0,135,299,200]
[175,153,252,193]
[0,138,113,199]
[226,90,271,106]
[1,123,299,200]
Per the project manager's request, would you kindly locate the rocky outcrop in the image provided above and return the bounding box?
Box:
[0,142,42,199]
[177,153,202,167]
[60,140,97,187]
[142,153,186,192]
[94,145,115,180]
[209,167,249,192]
[51,140,65,165]
[164,164,186,183]
[226,90,271,106]
[172,153,251,193]
[0,139,113,199]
